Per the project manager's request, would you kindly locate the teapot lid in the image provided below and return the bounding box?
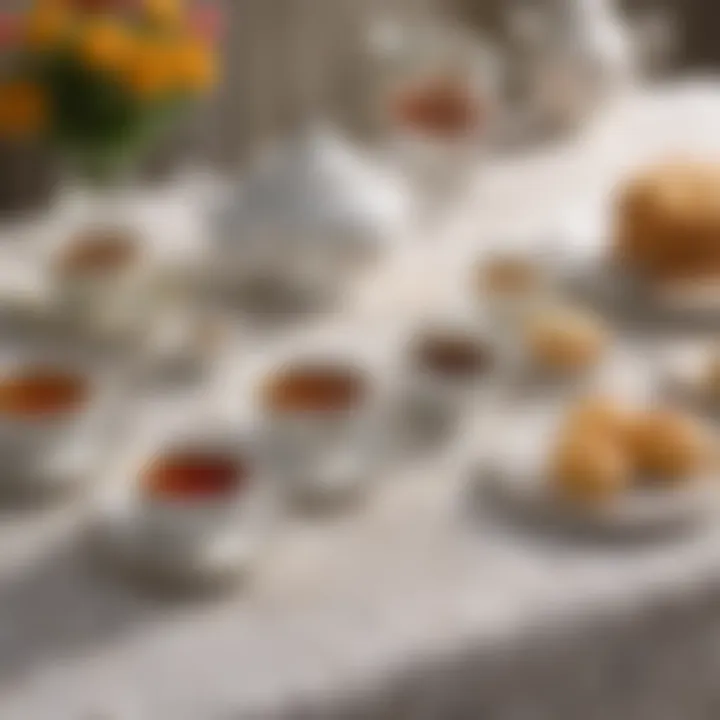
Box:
[231,124,411,245]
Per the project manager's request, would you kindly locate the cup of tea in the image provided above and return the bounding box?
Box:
[401,318,497,443]
[104,424,276,583]
[257,346,391,507]
[373,20,500,213]
[0,351,120,497]
[47,227,153,339]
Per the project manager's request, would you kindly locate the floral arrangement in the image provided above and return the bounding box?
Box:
[0,0,220,182]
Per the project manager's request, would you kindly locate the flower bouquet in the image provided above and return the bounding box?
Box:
[0,0,220,183]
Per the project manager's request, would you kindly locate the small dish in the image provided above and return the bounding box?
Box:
[0,347,123,500]
[94,421,277,590]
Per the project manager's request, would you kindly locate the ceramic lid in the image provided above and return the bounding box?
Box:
[219,124,411,249]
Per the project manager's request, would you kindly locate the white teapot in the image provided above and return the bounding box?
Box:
[213,124,410,311]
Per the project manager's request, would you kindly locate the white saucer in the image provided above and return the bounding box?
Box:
[92,485,268,591]
[567,255,720,326]
[90,419,279,592]
[483,459,717,538]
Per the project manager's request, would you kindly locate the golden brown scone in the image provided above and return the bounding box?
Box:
[551,429,631,506]
[564,395,631,444]
[629,409,710,482]
[615,161,720,283]
[526,307,610,374]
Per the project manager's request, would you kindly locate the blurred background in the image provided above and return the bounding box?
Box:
[0,0,709,213]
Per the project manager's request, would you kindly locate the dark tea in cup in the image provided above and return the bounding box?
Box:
[261,364,368,414]
[0,367,91,418]
[413,333,492,380]
[142,451,246,502]
[56,229,139,278]
[392,76,484,140]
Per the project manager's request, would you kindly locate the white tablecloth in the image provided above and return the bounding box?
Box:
[3,82,720,720]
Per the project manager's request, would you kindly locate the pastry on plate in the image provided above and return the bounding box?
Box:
[524,305,610,375]
[563,394,630,444]
[550,427,631,505]
[615,161,720,284]
[488,396,716,534]
[551,397,713,504]
[629,409,710,483]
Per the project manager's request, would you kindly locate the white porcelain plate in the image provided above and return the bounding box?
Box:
[476,408,719,538]
[92,479,273,592]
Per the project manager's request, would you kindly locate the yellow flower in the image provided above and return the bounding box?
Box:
[124,42,174,97]
[173,39,217,92]
[0,82,47,139]
[25,2,69,49]
[145,0,184,27]
[78,20,133,75]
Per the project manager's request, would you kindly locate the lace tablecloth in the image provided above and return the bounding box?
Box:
[3,82,720,720]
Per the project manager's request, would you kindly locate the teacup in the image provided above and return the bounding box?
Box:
[47,227,154,339]
[257,346,391,507]
[0,350,120,497]
[400,318,497,444]
[111,424,276,581]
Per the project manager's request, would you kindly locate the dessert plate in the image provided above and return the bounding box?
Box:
[607,265,720,322]
[547,193,720,325]
[558,237,720,326]
[475,408,718,538]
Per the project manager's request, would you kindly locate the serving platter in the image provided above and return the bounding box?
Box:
[475,405,720,539]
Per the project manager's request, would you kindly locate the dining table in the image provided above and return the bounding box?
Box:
[2,79,720,720]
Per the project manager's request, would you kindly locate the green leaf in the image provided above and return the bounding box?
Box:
[39,51,189,183]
